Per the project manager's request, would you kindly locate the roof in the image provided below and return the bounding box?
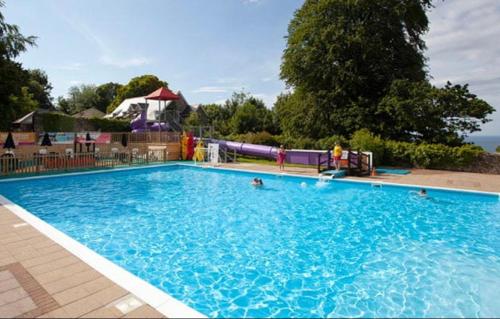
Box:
[13,111,36,124]
[145,87,179,101]
[105,91,189,121]
[12,108,54,125]
[73,107,106,119]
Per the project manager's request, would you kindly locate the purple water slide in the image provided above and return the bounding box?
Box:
[131,110,168,132]
[208,139,329,165]
[131,110,147,132]
[211,139,277,159]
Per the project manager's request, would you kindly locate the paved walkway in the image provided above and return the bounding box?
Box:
[0,205,164,318]
[220,163,500,193]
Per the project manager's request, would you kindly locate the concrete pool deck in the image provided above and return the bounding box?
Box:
[0,205,165,318]
[0,163,498,318]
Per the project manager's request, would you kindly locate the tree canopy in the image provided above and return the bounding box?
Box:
[378,80,494,145]
[0,0,41,130]
[200,92,278,136]
[107,75,167,113]
[0,0,36,59]
[95,82,122,113]
[276,0,494,143]
[57,84,99,115]
[55,82,121,114]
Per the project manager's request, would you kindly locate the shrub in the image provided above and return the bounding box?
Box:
[317,135,349,150]
[451,144,483,167]
[40,112,75,131]
[276,135,317,149]
[497,145,500,153]
[350,129,385,165]
[410,143,483,169]
[384,140,415,167]
[88,117,130,132]
[412,143,451,168]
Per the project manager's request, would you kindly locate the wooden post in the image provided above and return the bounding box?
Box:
[146,150,149,164]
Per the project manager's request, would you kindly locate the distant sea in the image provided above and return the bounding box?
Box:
[466,135,500,153]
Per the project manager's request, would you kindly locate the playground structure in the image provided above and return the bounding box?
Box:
[131,109,169,132]
[190,135,372,176]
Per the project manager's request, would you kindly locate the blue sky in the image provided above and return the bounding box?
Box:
[4,0,500,135]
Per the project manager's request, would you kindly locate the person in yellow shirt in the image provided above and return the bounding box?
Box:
[333,143,343,170]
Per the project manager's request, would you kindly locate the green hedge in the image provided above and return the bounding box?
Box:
[225,129,484,169]
[88,117,130,132]
[350,129,386,165]
[351,129,484,169]
[39,113,130,132]
[40,113,76,132]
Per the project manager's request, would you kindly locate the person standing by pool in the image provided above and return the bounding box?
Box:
[277,145,286,171]
[333,142,343,170]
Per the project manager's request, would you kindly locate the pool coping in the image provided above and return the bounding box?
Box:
[0,162,498,318]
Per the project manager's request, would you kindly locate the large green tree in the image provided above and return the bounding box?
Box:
[27,69,53,109]
[57,84,99,114]
[95,82,122,113]
[378,80,494,145]
[107,75,167,113]
[231,98,275,134]
[280,0,432,137]
[201,103,232,135]
[0,0,38,130]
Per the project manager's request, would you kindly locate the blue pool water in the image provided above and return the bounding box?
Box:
[1,165,499,317]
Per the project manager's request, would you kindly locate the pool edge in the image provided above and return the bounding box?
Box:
[2,162,498,197]
[180,163,500,198]
[0,194,206,319]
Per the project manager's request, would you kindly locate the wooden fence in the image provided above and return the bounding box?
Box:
[0,149,170,177]
[110,132,180,144]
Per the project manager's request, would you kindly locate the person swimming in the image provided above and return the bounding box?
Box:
[251,178,263,187]
[418,188,427,197]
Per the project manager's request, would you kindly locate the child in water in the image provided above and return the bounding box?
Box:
[251,178,264,187]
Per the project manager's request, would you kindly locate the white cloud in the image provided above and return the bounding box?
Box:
[193,86,229,93]
[99,56,151,68]
[69,80,82,86]
[425,0,500,134]
[214,99,227,105]
[242,0,263,4]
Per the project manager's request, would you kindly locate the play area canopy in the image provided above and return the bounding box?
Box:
[145,87,179,101]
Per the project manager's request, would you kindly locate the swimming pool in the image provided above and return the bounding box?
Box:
[0,165,499,317]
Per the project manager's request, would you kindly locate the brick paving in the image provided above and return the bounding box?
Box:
[0,206,165,318]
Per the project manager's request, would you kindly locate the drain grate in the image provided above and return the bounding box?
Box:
[109,294,144,314]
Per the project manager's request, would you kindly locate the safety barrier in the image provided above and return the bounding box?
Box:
[0,149,169,177]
